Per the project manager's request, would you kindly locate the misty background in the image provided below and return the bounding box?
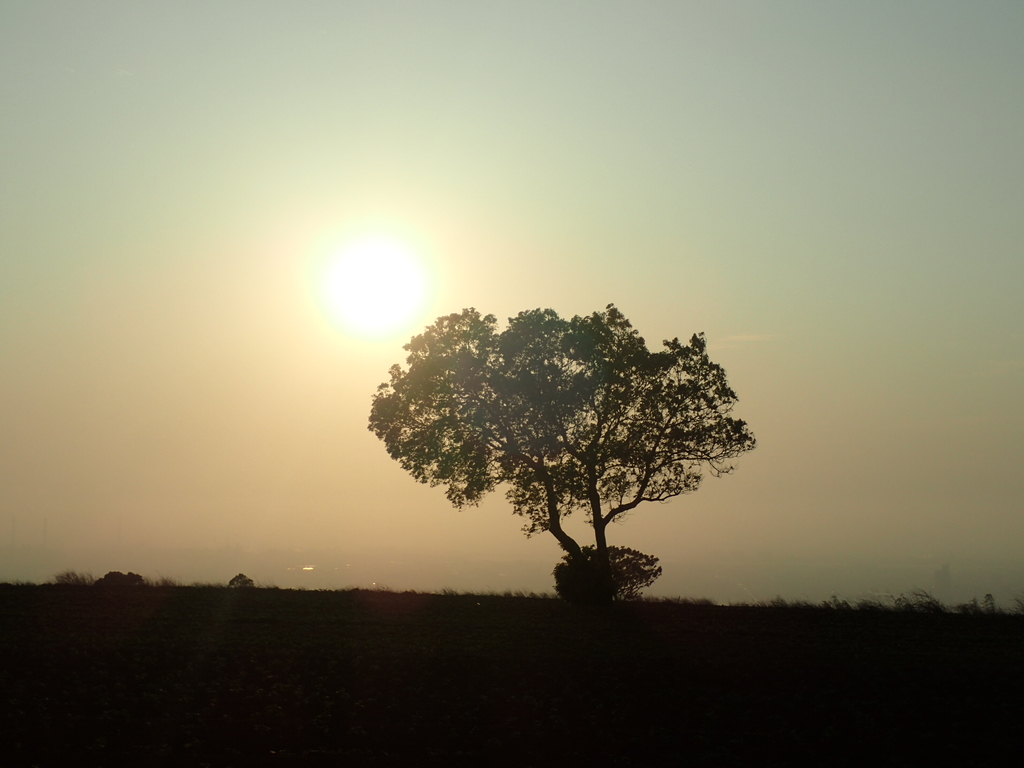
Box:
[2,2,1022,604]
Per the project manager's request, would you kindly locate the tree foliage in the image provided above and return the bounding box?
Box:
[369,304,755,603]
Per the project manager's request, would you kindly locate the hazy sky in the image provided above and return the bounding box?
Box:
[2,2,1022,592]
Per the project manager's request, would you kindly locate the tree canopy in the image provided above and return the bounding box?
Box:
[368,304,755,601]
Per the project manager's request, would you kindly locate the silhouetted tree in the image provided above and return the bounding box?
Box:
[229,573,255,588]
[369,304,755,604]
[95,571,146,587]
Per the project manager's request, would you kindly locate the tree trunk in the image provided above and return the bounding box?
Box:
[548,520,582,559]
[592,523,613,590]
[542,471,582,559]
[587,463,609,561]
[589,508,616,602]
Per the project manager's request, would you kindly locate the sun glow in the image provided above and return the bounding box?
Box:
[320,235,431,340]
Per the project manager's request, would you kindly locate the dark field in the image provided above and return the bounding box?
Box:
[2,585,1022,767]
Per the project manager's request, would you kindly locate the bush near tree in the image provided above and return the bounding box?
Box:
[553,546,663,602]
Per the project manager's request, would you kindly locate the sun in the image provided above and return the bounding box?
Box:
[320,235,431,340]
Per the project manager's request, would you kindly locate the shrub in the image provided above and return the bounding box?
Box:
[228,573,255,588]
[553,546,662,605]
[822,595,853,610]
[553,550,616,605]
[94,571,146,587]
[608,546,663,600]
[956,594,1000,615]
[893,589,945,614]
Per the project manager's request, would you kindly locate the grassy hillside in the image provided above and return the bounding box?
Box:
[2,584,1021,766]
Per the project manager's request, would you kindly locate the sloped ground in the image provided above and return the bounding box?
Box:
[2,585,1021,766]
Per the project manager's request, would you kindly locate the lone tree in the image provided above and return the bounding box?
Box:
[368,304,755,603]
[228,573,255,588]
[94,571,146,587]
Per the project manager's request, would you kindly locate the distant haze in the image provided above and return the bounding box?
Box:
[2,3,1022,601]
